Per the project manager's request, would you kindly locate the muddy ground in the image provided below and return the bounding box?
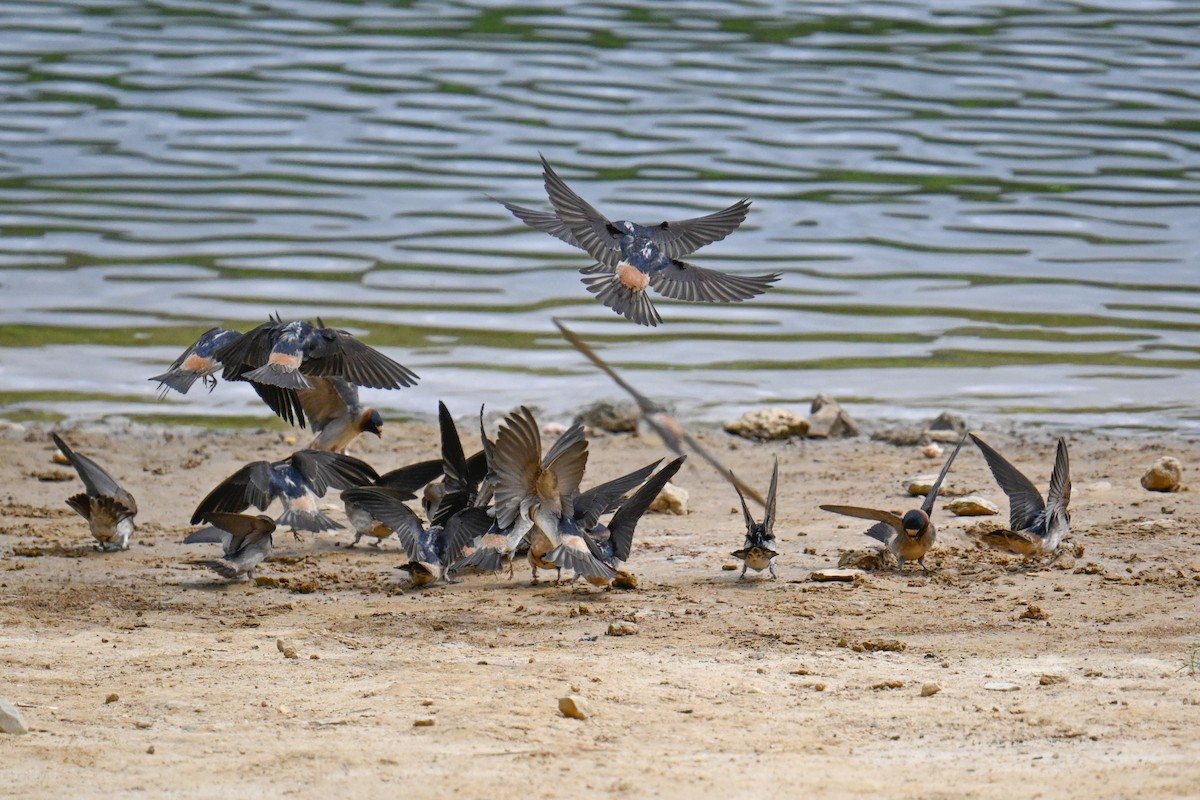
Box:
[1,417,1198,798]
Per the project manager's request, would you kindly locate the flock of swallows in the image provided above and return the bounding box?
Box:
[47,157,1073,586]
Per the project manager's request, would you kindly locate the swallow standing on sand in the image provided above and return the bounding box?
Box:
[820,434,966,573]
[969,434,1072,562]
[342,457,444,547]
[298,376,383,453]
[149,327,243,396]
[579,456,686,584]
[184,512,276,582]
[555,318,766,506]
[191,450,378,534]
[216,317,418,392]
[340,487,491,586]
[52,432,138,551]
[730,459,780,579]
[499,156,779,326]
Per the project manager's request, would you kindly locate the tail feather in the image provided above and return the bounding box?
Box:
[451,547,508,575]
[244,363,313,390]
[201,560,241,580]
[277,508,342,532]
[545,543,617,580]
[149,370,202,395]
[582,275,662,327]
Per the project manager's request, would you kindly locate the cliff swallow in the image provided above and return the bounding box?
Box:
[342,457,443,547]
[51,433,138,551]
[191,450,378,534]
[579,456,686,583]
[820,434,966,573]
[730,459,780,579]
[298,376,383,453]
[970,434,1072,562]
[500,156,779,326]
[340,487,491,586]
[555,318,766,505]
[216,317,418,391]
[185,512,276,582]
[149,327,243,396]
[454,406,591,583]
[422,402,490,526]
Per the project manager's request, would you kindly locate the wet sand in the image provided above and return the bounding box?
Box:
[1,418,1198,798]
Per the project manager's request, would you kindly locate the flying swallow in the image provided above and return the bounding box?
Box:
[340,487,491,586]
[730,459,780,579]
[578,456,686,584]
[298,376,383,453]
[51,432,138,551]
[555,318,765,506]
[970,434,1072,562]
[216,318,418,392]
[191,450,378,534]
[149,327,243,396]
[342,457,443,547]
[421,402,491,527]
[185,512,276,582]
[820,434,966,573]
[499,156,779,326]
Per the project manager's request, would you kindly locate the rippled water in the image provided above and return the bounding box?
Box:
[1,0,1198,434]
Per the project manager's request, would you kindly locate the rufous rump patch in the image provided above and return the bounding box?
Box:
[617,262,649,291]
[268,352,302,368]
[182,354,213,372]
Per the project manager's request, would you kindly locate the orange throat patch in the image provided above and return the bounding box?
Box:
[616,262,649,292]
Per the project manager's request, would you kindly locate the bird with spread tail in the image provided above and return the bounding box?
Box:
[51,432,138,551]
[184,512,276,582]
[499,156,779,326]
[970,434,1072,564]
[730,459,781,579]
[820,434,966,573]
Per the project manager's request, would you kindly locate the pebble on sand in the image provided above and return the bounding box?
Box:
[920,683,941,697]
[607,621,639,637]
[1141,457,1184,492]
[944,495,1000,516]
[558,695,591,720]
[806,394,860,439]
[0,698,29,735]
[810,569,861,583]
[276,638,299,659]
[983,682,1020,692]
[648,482,688,515]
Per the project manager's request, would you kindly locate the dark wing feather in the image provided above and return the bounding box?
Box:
[51,433,123,499]
[491,406,543,530]
[443,507,494,567]
[820,504,905,534]
[574,459,663,531]
[731,470,757,534]
[606,456,685,563]
[250,382,306,429]
[649,260,779,303]
[431,401,472,526]
[215,320,278,380]
[375,458,444,498]
[762,459,780,538]
[301,328,418,390]
[339,487,425,562]
[922,433,967,515]
[863,521,898,545]
[191,462,274,524]
[496,198,581,249]
[970,434,1046,532]
[540,156,622,267]
[1046,437,1072,515]
[290,450,379,495]
[650,199,752,259]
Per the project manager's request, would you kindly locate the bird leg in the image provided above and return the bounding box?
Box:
[768,561,778,580]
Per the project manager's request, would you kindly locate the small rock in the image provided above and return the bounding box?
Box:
[574,401,639,433]
[838,550,891,571]
[134,719,152,729]
[0,698,29,735]
[50,450,70,465]
[105,693,119,704]
[983,682,1020,692]
[861,639,906,652]
[611,572,638,590]
[146,745,156,755]
[921,443,944,459]
[277,705,292,715]
[1141,457,1184,492]
[648,482,688,515]
[872,680,904,690]
[1039,674,1069,686]
[1018,604,1048,621]
[276,638,299,659]
[904,474,939,497]
[810,569,861,583]
[558,695,591,720]
[944,495,1000,516]
[805,396,859,439]
[606,621,639,637]
[721,563,739,571]
[413,718,435,727]
[920,683,941,697]
[724,407,808,441]
[871,426,926,446]
[925,412,967,442]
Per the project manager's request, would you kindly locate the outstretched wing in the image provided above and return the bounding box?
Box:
[191,462,274,524]
[970,434,1046,532]
[650,199,752,260]
[606,456,685,563]
[820,504,905,541]
[301,327,418,390]
[650,260,779,303]
[922,433,967,515]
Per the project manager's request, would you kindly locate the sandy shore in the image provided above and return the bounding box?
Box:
[1,416,1198,798]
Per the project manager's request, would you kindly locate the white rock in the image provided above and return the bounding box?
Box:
[904,474,939,496]
[724,407,808,440]
[983,682,1020,692]
[944,495,1000,516]
[648,482,688,515]
[0,699,29,735]
[810,569,861,583]
[558,695,591,720]
[1141,457,1184,492]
